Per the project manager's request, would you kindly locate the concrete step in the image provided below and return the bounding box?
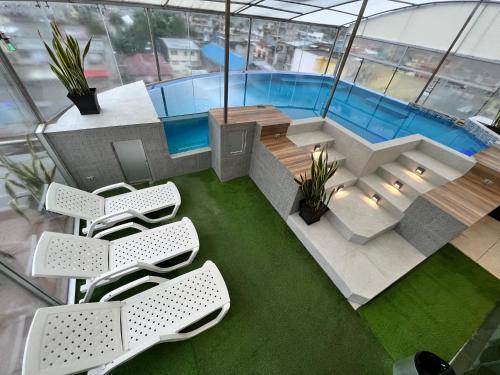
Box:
[379,162,436,199]
[325,166,357,194]
[324,147,346,164]
[358,174,413,216]
[288,117,323,135]
[287,130,335,151]
[287,213,426,308]
[398,150,463,186]
[326,186,400,245]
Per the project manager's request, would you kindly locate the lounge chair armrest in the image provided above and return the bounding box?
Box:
[93,222,148,239]
[161,303,231,342]
[92,182,136,195]
[86,208,145,237]
[99,275,168,302]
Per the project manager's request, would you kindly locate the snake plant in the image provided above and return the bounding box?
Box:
[294,148,339,212]
[0,137,56,220]
[40,21,92,96]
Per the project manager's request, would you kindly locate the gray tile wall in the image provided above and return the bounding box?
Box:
[208,113,255,182]
[249,127,301,220]
[45,122,211,191]
[395,196,467,256]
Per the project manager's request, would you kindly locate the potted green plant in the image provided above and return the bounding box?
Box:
[40,22,100,115]
[0,137,56,221]
[294,148,339,225]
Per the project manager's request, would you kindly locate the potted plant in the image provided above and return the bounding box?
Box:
[294,148,339,225]
[0,137,56,221]
[40,22,100,115]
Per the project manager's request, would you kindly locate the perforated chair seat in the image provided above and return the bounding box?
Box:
[45,182,181,236]
[33,218,199,302]
[23,261,230,375]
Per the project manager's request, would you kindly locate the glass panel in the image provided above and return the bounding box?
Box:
[327,27,347,75]
[0,2,69,120]
[0,140,73,302]
[47,2,122,92]
[341,56,362,83]
[101,6,159,84]
[351,36,406,65]
[478,90,500,120]
[191,14,250,74]
[437,55,500,92]
[245,72,272,104]
[400,47,444,73]
[385,68,430,102]
[293,25,336,74]
[248,19,279,71]
[0,271,50,375]
[423,79,490,119]
[0,61,37,139]
[193,74,222,113]
[272,22,308,72]
[151,9,191,80]
[354,60,396,93]
[189,12,223,75]
[0,57,72,305]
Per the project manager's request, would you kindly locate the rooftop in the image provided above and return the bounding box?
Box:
[1,1,499,374]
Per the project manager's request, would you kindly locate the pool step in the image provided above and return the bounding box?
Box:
[398,150,463,186]
[287,130,335,150]
[327,186,400,244]
[378,162,435,199]
[358,174,412,216]
[325,166,357,194]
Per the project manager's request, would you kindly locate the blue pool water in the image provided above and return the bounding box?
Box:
[148,72,488,155]
[163,115,209,154]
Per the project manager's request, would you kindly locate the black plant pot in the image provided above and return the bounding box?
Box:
[299,200,328,225]
[67,88,101,115]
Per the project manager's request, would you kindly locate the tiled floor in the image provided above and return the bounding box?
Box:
[451,215,500,279]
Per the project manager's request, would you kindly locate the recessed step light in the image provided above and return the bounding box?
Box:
[371,194,381,204]
[393,180,403,190]
[415,166,425,175]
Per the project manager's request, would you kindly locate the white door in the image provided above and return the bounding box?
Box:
[112,139,152,183]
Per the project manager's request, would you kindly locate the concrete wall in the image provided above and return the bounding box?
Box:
[208,113,256,182]
[249,126,301,220]
[45,123,211,191]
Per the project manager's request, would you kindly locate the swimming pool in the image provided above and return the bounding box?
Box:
[148,72,488,155]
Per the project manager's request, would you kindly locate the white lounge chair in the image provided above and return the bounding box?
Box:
[23,261,230,375]
[45,182,181,237]
[33,218,199,303]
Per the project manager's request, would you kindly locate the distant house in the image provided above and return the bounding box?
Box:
[122,53,172,80]
[290,42,336,74]
[157,38,203,74]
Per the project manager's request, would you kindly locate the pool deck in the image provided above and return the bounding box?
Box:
[425,147,500,227]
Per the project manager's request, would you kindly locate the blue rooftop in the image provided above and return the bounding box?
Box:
[201,42,246,70]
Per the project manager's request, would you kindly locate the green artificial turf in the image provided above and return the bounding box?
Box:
[83,169,393,374]
[359,244,500,362]
[79,169,500,374]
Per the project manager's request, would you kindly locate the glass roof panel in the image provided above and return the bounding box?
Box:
[259,0,319,13]
[288,0,351,7]
[120,0,165,4]
[166,0,226,11]
[333,0,411,16]
[239,6,298,19]
[98,0,496,27]
[293,9,358,25]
